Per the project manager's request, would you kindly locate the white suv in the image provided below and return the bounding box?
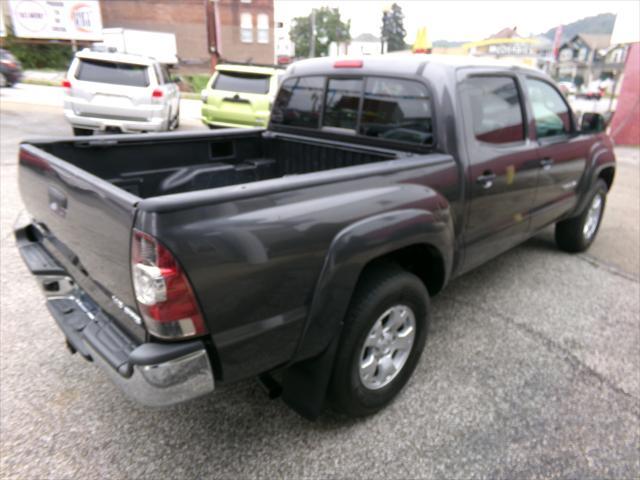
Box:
[63,49,180,135]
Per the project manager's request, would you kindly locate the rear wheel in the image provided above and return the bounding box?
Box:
[555,179,607,252]
[328,264,429,417]
[72,127,93,136]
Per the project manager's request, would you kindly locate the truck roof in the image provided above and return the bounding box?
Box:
[286,54,540,77]
[75,49,157,66]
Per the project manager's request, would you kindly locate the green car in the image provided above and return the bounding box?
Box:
[201,64,283,129]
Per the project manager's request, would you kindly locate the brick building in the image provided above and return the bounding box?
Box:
[100,0,274,72]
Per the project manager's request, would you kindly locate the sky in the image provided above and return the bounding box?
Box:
[274,0,640,43]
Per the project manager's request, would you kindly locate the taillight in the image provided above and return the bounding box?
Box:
[61,79,71,89]
[131,230,207,339]
[152,88,164,98]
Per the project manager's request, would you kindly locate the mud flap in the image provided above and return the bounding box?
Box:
[281,330,341,421]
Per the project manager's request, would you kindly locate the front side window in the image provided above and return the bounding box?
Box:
[360,77,433,145]
[241,13,253,43]
[323,78,362,130]
[461,76,525,144]
[213,71,270,94]
[526,77,571,138]
[76,59,149,87]
[271,76,324,128]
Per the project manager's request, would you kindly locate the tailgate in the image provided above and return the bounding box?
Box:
[17,143,146,342]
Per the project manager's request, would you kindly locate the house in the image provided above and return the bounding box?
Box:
[555,33,612,85]
[329,33,385,57]
[100,0,275,71]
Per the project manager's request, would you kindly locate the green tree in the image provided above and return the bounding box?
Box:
[290,7,351,58]
[381,3,407,52]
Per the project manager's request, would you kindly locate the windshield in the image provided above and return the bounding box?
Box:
[76,59,150,87]
[213,71,271,94]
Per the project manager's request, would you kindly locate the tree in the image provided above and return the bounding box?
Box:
[381,3,407,52]
[290,7,351,58]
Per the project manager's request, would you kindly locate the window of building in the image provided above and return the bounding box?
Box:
[360,77,433,145]
[526,77,571,138]
[257,14,269,44]
[241,13,253,43]
[271,76,324,128]
[462,76,525,144]
[323,78,362,130]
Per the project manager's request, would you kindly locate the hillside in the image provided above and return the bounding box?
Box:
[540,12,616,41]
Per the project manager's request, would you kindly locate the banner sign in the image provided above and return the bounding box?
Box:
[9,0,103,40]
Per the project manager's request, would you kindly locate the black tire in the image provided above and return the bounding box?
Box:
[328,264,430,417]
[171,107,180,130]
[72,127,93,136]
[555,179,607,253]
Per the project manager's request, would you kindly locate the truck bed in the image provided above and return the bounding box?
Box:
[36,129,400,199]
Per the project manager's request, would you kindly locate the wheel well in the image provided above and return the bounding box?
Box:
[361,244,446,296]
[598,166,615,191]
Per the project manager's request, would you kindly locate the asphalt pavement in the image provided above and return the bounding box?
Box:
[1,87,639,479]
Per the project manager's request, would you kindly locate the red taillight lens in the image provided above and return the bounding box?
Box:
[61,79,71,89]
[152,88,163,98]
[131,230,207,339]
[334,59,363,68]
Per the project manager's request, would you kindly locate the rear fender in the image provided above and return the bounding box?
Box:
[294,206,454,363]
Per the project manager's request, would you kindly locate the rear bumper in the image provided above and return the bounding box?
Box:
[14,221,215,407]
[63,99,169,133]
[201,104,269,128]
[64,109,168,133]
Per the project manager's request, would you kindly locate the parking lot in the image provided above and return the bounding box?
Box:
[1,85,639,478]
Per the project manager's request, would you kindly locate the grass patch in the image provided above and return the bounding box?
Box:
[179,74,211,93]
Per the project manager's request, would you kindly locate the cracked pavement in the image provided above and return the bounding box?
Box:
[1,93,639,479]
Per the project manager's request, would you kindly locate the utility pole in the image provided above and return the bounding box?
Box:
[309,10,316,58]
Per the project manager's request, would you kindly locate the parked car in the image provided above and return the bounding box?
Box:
[0,48,23,87]
[558,80,577,97]
[201,63,283,128]
[15,56,615,419]
[62,48,180,135]
[581,80,605,100]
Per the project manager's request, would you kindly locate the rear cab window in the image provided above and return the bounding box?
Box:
[213,71,271,94]
[75,59,150,87]
[272,74,434,147]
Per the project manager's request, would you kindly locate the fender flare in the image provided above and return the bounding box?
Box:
[292,207,455,364]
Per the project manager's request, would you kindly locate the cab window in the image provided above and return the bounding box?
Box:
[323,78,362,130]
[461,76,525,144]
[360,77,433,145]
[526,78,571,138]
[271,76,324,128]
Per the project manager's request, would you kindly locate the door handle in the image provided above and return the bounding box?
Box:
[476,171,496,189]
[540,158,554,170]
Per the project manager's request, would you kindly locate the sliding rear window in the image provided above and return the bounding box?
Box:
[76,59,150,87]
[272,75,434,146]
[213,71,271,94]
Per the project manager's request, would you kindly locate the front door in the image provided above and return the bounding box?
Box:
[459,73,540,273]
[523,76,591,230]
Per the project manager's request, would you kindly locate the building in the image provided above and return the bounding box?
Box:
[555,33,611,85]
[329,33,385,57]
[100,0,274,72]
[274,18,294,64]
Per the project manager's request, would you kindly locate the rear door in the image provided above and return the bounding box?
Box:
[458,72,540,273]
[523,76,590,230]
[71,58,154,121]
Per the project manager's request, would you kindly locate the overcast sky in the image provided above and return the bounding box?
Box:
[274,1,639,43]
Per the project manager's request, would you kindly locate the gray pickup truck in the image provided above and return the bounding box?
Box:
[15,56,615,419]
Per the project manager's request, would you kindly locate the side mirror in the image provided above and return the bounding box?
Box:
[580,112,606,133]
